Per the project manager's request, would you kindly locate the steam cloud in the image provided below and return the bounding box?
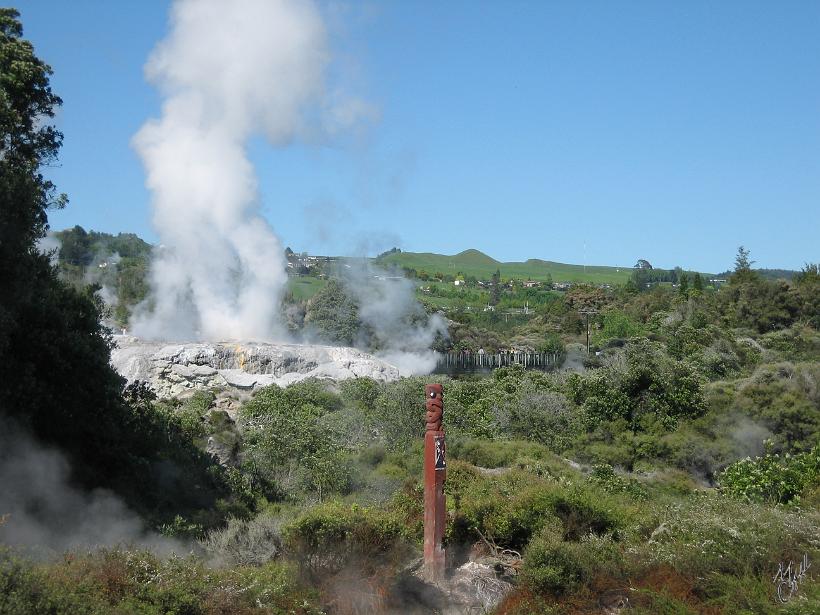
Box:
[36,232,61,266]
[0,426,181,557]
[131,0,365,341]
[85,251,122,310]
[339,262,448,375]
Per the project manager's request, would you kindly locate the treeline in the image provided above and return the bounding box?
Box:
[51,225,152,324]
[54,224,152,265]
[0,8,252,532]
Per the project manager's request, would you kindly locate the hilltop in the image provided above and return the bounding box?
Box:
[380,248,640,284]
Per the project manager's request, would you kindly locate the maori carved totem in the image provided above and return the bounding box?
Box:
[424,383,446,580]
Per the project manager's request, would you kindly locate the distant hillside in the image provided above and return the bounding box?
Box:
[379,249,635,284]
[714,268,798,281]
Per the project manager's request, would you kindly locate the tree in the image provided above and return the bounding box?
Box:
[731,246,758,284]
[0,10,242,525]
[692,272,704,292]
[631,266,651,291]
[793,263,819,286]
[304,279,363,345]
[56,224,93,265]
[734,246,754,272]
[678,273,689,297]
[490,268,502,305]
[791,263,819,328]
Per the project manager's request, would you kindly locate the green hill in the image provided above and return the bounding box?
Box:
[379,249,635,284]
[452,248,500,266]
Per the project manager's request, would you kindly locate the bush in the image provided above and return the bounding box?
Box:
[283,502,409,578]
[200,512,283,566]
[598,310,643,342]
[450,467,626,551]
[568,340,706,429]
[339,377,383,410]
[718,444,820,504]
[521,523,583,595]
[521,523,620,596]
[448,439,555,469]
[734,363,820,453]
[0,546,321,615]
[587,464,648,501]
[365,377,428,449]
[635,494,820,580]
[508,391,579,451]
[241,381,352,500]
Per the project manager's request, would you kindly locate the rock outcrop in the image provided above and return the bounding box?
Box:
[111,335,400,398]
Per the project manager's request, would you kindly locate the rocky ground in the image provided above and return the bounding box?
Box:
[110,335,401,398]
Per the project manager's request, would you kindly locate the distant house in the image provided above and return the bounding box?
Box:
[523,280,540,288]
[454,277,465,286]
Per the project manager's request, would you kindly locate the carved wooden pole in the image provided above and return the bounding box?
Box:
[424,383,446,580]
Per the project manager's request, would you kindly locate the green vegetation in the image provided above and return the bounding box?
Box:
[380,248,634,284]
[286,275,326,301]
[51,224,153,325]
[1,9,818,614]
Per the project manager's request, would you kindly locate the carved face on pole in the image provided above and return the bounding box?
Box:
[425,383,443,432]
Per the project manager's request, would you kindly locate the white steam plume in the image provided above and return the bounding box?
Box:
[132,0,365,341]
[36,232,61,266]
[340,261,448,375]
[0,426,182,557]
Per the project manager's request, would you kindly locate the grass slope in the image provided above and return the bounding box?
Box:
[286,276,326,300]
[380,249,634,284]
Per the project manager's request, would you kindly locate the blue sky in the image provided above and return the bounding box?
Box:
[14,0,820,272]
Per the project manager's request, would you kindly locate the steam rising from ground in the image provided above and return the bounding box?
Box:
[132,0,364,341]
[35,232,61,266]
[86,251,121,310]
[339,262,447,375]
[0,426,181,557]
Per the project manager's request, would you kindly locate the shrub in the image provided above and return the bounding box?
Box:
[283,502,409,578]
[521,523,620,596]
[587,464,648,501]
[508,391,579,451]
[200,512,283,566]
[0,547,321,615]
[718,444,820,504]
[598,310,643,342]
[521,524,582,595]
[448,439,555,469]
[451,468,626,551]
[569,340,706,429]
[635,494,820,579]
[734,363,820,453]
[549,488,625,541]
[241,382,352,500]
[339,377,383,410]
[366,376,428,449]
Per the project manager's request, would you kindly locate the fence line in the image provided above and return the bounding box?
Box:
[434,351,560,374]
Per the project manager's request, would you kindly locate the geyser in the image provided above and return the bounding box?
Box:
[131,0,362,341]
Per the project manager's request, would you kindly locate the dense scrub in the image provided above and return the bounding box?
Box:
[4,321,818,612]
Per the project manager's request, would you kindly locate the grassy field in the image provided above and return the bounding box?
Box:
[380,249,636,284]
[286,275,326,300]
